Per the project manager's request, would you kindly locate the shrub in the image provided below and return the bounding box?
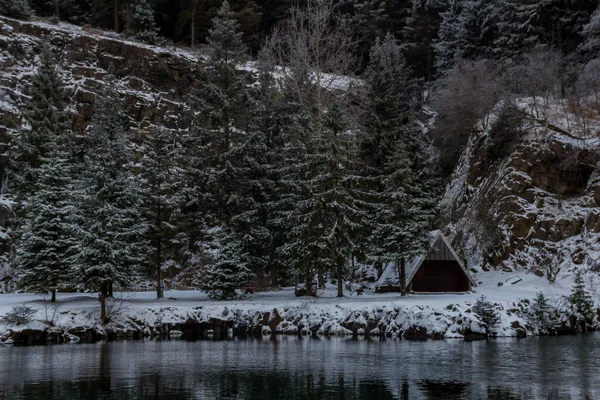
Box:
[2,305,37,325]
[472,295,499,333]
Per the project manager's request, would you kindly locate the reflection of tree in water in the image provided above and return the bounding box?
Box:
[418,380,469,399]
[193,372,401,400]
[487,387,522,400]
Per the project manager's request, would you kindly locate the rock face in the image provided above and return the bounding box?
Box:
[442,115,600,274]
[0,16,203,135]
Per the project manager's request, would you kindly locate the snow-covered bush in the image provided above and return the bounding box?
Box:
[2,305,36,325]
[472,295,499,333]
[529,292,553,333]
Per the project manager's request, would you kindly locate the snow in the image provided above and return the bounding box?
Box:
[0,270,584,341]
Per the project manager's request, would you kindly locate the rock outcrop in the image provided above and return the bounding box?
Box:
[442,109,600,275]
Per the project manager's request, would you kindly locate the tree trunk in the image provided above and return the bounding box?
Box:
[270,263,278,288]
[156,269,163,299]
[113,0,119,32]
[306,270,313,297]
[191,8,195,47]
[336,262,343,298]
[100,282,108,323]
[51,288,56,303]
[400,258,407,297]
[156,208,163,299]
[108,281,113,297]
[317,267,324,289]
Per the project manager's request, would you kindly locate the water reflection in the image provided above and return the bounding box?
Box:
[0,334,599,399]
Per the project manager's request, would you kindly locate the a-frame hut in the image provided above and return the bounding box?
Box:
[375,230,476,293]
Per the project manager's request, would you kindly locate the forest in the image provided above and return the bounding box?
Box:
[1,0,599,323]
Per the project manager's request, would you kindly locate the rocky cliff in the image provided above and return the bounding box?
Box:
[442,99,600,279]
[0,16,203,136]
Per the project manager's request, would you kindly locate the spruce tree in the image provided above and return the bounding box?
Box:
[11,43,74,303]
[369,127,433,295]
[14,142,77,303]
[241,56,286,286]
[132,0,161,45]
[11,43,71,200]
[278,96,366,298]
[177,0,199,46]
[434,0,495,73]
[493,0,541,59]
[141,128,181,299]
[186,1,254,297]
[361,34,415,173]
[201,226,253,299]
[530,291,552,333]
[403,0,445,81]
[70,79,148,322]
[472,295,499,334]
[569,270,595,325]
[581,6,600,59]
[0,0,32,19]
[361,35,438,292]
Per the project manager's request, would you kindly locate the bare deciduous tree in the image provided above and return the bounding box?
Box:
[430,59,505,174]
[506,49,562,119]
[264,0,357,135]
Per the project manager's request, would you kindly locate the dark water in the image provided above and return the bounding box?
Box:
[0,334,599,400]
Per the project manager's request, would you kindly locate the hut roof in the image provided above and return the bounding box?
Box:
[374,230,476,289]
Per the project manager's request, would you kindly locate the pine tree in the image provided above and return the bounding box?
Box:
[0,0,32,19]
[184,1,254,297]
[140,128,181,299]
[581,6,600,59]
[70,79,149,322]
[569,270,595,325]
[132,0,162,44]
[11,43,71,201]
[368,126,432,295]
[241,56,286,286]
[403,0,445,81]
[361,35,438,293]
[530,291,552,333]
[472,295,499,334]
[11,43,75,303]
[493,0,541,59]
[434,0,495,73]
[177,0,199,46]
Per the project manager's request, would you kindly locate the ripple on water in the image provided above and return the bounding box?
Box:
[0,334,599,399]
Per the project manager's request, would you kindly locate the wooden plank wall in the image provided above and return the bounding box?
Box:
[425,237,456,262]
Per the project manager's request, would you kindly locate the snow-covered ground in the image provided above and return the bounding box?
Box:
[0,270,590,343]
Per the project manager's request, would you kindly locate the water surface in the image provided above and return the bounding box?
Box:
[1,334,599,399]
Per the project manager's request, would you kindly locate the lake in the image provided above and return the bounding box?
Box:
[0,334,599,399]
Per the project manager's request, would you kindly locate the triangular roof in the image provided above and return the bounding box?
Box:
[374,230,476,289]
